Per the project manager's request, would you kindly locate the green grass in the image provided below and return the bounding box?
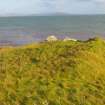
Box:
[0,37,105,105]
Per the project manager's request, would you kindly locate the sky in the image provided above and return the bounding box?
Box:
[0,0,105,16]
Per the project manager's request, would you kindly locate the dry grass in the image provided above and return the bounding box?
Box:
[0,37,105,105]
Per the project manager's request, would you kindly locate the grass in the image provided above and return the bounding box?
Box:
[0,37,105,105]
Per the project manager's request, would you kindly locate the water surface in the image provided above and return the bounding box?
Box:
[0,15,105,45]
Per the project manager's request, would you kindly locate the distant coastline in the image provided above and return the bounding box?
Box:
[0,13,105,17]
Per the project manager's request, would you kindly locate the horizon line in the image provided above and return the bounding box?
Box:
[0,13,105,17]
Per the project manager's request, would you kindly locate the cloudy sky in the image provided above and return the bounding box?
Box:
[0,0,105,16]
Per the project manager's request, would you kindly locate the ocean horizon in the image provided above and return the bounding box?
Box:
[0,15,105,45]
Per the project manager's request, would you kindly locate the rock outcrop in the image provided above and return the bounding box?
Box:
[63,37,77,41]
[46,35,58,42]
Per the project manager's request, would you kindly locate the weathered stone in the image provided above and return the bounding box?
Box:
[46,35,58,42]
[63,37,77,41]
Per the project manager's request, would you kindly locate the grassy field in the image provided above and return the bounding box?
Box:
[0,37,105,105]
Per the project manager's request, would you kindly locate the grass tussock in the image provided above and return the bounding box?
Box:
[0,37,105,105]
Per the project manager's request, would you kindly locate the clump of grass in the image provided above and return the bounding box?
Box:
[0,38,105,105]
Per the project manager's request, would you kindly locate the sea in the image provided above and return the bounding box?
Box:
[0,15,105,45]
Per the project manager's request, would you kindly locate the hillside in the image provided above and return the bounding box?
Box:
[0,37,105,105]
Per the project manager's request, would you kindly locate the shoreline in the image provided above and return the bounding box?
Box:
[0,33,102,47]
[0,36,102,48]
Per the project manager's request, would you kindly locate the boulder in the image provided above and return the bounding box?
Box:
[46,35,58,42]
[63,37,77,41]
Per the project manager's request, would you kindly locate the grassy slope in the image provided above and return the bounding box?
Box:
[0,38,105,105]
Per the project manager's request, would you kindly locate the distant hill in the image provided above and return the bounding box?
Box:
[29,12,71,16]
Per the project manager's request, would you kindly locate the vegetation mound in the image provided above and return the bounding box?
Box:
[0,37,105,105]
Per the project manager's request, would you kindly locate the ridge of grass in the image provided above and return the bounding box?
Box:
[0,37,105,105]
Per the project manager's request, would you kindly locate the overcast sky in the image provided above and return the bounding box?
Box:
[0,0,105,16]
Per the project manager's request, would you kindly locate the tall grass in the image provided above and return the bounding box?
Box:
[0,38,105,105]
